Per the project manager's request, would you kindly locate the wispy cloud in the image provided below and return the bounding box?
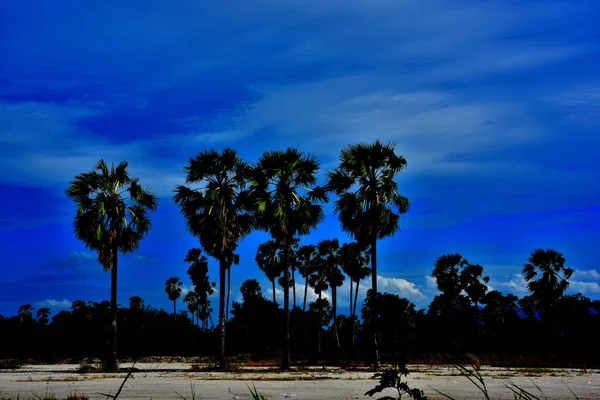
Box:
[35,298,72,310]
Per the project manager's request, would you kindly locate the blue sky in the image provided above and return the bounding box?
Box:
[1,0,599,319]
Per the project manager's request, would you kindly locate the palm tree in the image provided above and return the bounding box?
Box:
[183,291,199,325]
[66,159,157,370]
[339,241,371,348]
[522,248,573,317]
[318,239,344,348]
[460,263,489,333]
[185,248,214,328]
[326,140,409,367]
[129,296,145,311]
[174,148,253,369]
[165,276,183,316]
[250,148,327,369]
[36,308,51,325]
[297,244,317,311]
[18,304,34,322]
[256,240,283,304]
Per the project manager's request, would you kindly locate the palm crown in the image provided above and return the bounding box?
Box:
[66,160,158,270]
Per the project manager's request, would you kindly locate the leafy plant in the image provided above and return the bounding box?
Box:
[365,360,427,400]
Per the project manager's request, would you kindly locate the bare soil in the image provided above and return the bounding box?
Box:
[0,364,598,399]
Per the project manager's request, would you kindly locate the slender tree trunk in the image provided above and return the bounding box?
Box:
[282,236,291,370]
[303,276,309,311]
[317,291,322,356]
[109,247,118,371]
[349,279,354,324]
[353,280,360,349]
[173,300,176,318]
[272,280,277,304]
[333,286,340,349]
[218,259,227,369]
[292,266,297,309]
[226,267,231,322]
[371,235,381,370]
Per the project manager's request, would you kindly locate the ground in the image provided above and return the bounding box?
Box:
[0,364,598,399]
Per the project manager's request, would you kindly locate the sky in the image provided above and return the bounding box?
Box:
[1,0,599,319]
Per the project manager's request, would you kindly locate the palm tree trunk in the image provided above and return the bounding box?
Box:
[303,276,309,311]
[226,267,231,322]
[173,300,176,318]
[370,235,381,369]
[281,237,291,370]
[353,279,360,349]
[333,286,340,349]
[317,291,322,356]
[218,259,227,369]
[109,247,118,371]
[272,280,276,304]
[349,279,354,324]
[292,266,297,309]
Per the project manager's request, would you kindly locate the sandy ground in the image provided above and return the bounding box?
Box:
[0,364,599,399]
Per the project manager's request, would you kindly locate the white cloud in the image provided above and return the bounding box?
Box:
[35,299,72,309]
[493,273,529,294]
[571,269,600,281]
[426,276,437,290]
[569,281,600,294]
[377,276,425,301]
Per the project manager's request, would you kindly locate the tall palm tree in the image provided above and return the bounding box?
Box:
[250,148,327,369]
[174,148,253,369]
[256,240,283,304]
[318,239,344,348]
[165,276,183,316]
[522,248,573,317]
[66,159,157,370]
[339,241,371,348]
[326,140,409,367]
[297,244,317,311]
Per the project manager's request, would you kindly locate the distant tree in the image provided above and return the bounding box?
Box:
[339,241,371,348]
[183,291,199,325]
[297,244,317,311]
[250,148,327,369]
[185,248,215,328]
[460,262,489,333]
[308,298,332,355]
[256,240,284,304]
[66,159,157,370]
[482,290,519,327]
[18,304,35,322]
[431,254,469,320]
[129,296,145,311]
[165,276,183,316]
[36,307,51,325]
[317,238,344,348]
[522,249,573,317]
[327,140,409,368]
[240,279,263,302]
[174,148,253,368]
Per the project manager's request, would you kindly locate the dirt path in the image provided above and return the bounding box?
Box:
[0,364,598,399]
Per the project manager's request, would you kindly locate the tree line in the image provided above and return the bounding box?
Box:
[2,248,599,368]
[3,139,598,369]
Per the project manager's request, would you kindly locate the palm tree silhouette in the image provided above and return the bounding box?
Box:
[174,148,253,369]
[66,159,157,370]
[326,140,409,367]
[250,148,327,369]
[165,276,183,316]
